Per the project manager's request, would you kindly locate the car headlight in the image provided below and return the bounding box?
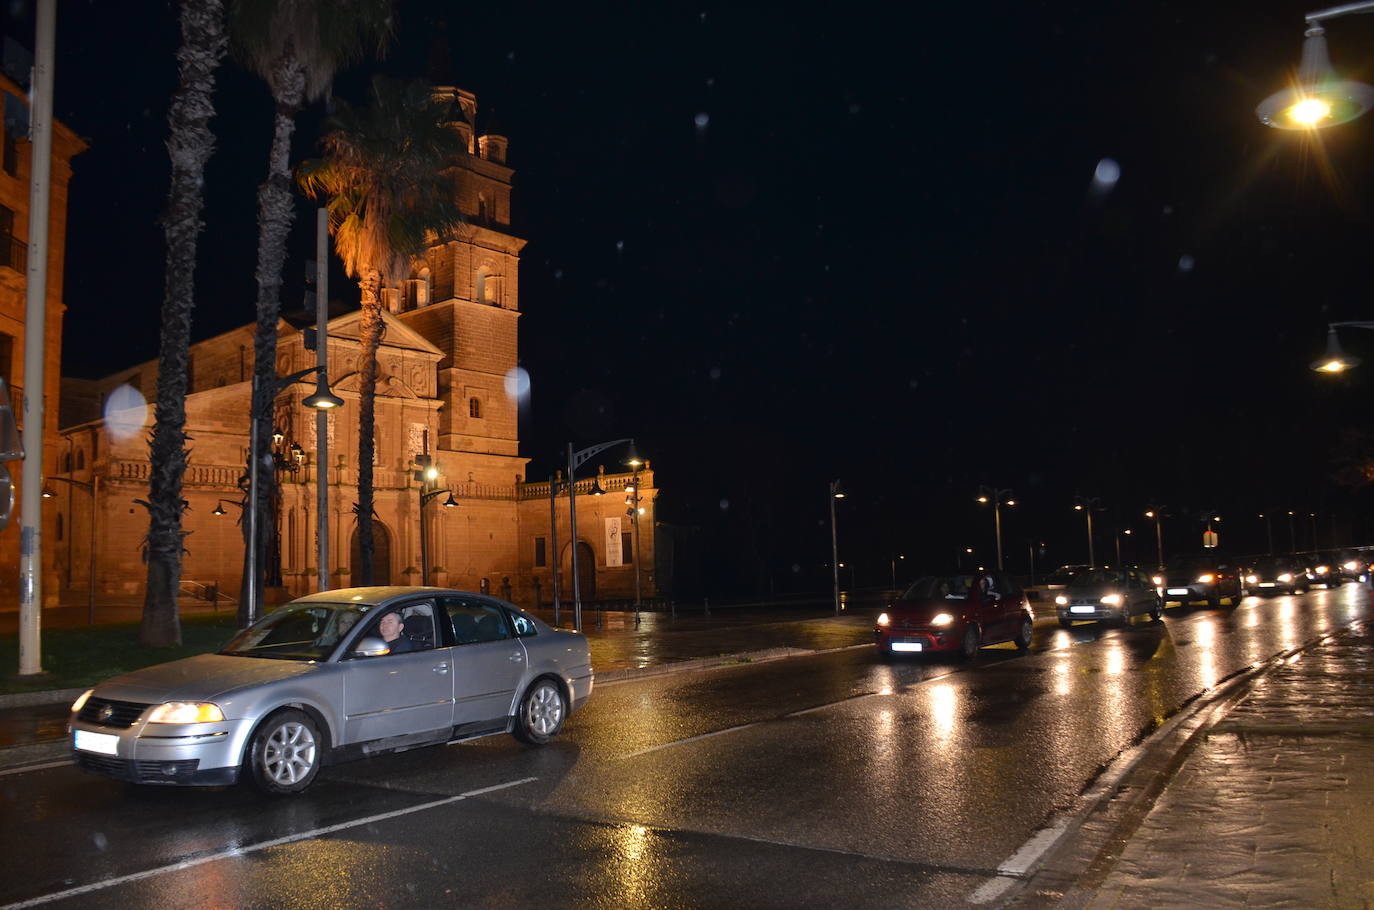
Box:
[1277,573,1292,583]
[876,613,890,627]
[1344,561,1358,571]
[1246,575,1258,585]
[1151,576,1163,586]
[146,702,225,724]
[1100,593,1123,606]
[1055,594,1069,605]
[1196,573,1215,584]
[931,613,954,626]
[70,689,94,713]
[1316,565,1329,574]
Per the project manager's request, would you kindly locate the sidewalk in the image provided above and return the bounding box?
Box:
[1018,620,1374,908]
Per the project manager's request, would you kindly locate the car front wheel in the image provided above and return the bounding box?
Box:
[512,678,567,745]
[959,625,980,661]
[1150,598,1164,622]
[246,709,321,796]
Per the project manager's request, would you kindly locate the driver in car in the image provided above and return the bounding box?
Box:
[378,612,415,654]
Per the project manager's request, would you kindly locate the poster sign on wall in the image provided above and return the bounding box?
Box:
[605,517,623,567]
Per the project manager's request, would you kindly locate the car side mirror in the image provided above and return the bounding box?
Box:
[351,636,390,658]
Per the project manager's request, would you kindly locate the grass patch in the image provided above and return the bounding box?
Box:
[0,613,240,695]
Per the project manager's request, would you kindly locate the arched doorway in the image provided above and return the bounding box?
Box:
[350,522,392,586]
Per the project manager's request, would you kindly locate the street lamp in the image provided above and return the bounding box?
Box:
[976,485,1014,570]
[829,479,845,615]
[1074,495,1103,566]
[564,437,639,631]
[1311,322,1374,373]
[412,451,457,587]
[42,475,99,624]
[890,553,905,593]
[624,457,647,624]
[1144,508,1167,568]
[1288,510,1299,551]
[1116,528,1133,566]
[1257,4,1374,131]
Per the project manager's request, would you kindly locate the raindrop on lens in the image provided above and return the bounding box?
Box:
[1093,158,1120,188]
[719,499,730,511]
[694,112,710,130]
[92,832,108,851]
[1178,254,1195,273]
[503,366,530,401]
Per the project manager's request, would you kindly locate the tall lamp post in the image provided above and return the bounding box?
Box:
[41,475,99,624]
[1074,495,1103,566]
[890,553,905,593]
[564,437,639,632]
[1144,507,1167,568]
[829,479,845,615]
[976,485,1014,570]
[302,207,343,594]
[412,451,457,586]
[624,452,646,624]
[1258,513,1275,555]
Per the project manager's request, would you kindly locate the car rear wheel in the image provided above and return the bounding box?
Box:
[959,625,980,661]
[246,709,321,796]
[512,678,567,745]
[1149,598,1163,622]
[1014,617,1032,651]
[1207,593,1220,609]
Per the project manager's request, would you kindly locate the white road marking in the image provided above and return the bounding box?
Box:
[0,776,538,910]
[0,760,71,777]
[617,722,762,760]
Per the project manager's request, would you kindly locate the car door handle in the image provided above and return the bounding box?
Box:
[509,652,524,662]
[433,663,450,674]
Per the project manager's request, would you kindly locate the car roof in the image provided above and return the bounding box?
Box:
[288,586,493,608]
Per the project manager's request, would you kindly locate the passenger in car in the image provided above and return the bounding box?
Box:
[378,612,415,654]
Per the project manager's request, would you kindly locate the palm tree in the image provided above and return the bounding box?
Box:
[140,0,229,648]
[229,0,393,626]
[298,76,464,583]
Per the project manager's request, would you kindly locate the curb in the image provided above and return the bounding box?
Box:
[0,686,86,709]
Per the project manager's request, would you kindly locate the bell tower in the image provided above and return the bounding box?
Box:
[396,88,526,477]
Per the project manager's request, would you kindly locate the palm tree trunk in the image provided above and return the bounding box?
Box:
[141,0,228,648]
[355,269,383,584]
[241,49,306,626]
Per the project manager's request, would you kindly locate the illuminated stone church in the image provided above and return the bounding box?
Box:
[54,88,657,610]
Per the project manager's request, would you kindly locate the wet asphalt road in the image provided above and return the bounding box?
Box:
[2,585,1370,909]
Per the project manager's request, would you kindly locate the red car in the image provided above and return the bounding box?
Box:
[875,571,1034,659]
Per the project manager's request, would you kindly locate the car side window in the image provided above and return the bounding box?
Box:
[441,597,512,645]
[508,610,538,637]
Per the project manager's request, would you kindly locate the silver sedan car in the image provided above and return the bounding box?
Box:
[68,587,594,795]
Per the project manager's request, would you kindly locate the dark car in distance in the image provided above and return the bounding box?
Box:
[1246,556,1310,596]
[875,571,1034,660]
[1158,554,1245,609]
[1055,567,1163,627]
[1306,552,1342,589]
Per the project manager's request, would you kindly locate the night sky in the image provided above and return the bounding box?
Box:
[13,0,1374,596]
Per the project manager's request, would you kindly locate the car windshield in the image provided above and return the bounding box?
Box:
[1045,567,1083,585]
[1067,569,1127,589]
[1252,557,1293,571]
[901,575,977,601]
[220,602,370,661]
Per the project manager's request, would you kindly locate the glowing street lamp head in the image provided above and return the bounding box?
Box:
[1257,25,1374,130]
[1312,326,1360,374]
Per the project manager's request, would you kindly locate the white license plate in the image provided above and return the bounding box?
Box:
[1259,582,1275,588]
[1167,588,1189,596]
[1069,606,1096,614]
[890,641,923,652]
[74,729,119,756]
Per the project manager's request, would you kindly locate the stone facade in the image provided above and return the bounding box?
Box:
[0,70,85,608]
[53,88,657,611]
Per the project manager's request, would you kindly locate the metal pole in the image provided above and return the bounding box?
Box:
[17,0,55,677]
[1265,516,1274,555]
[994,500,1004,570]
[1086,510,1095,566]
[87,475,97,623]
[633,506,642,623]
[568,443,581,631]
[549,473,560,626]
[1115,532,1122,566]
[419,483,429,586]
[1154,516,1164,568]
[246,375,260,626]
[314,208,329,593]
[830,483,840,615]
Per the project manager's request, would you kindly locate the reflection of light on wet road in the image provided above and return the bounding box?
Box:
[1052,652,1072,696]
[1104,641,1126,676]
[929,683,957,744]
[603,823,658,906]
[1195,618,1218,689]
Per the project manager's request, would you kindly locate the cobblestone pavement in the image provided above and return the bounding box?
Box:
[1043,622,1374,909]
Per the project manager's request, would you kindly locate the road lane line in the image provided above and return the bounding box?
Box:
[617,722,763,760]
[0,776,538,910]
[0,760,70,777]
